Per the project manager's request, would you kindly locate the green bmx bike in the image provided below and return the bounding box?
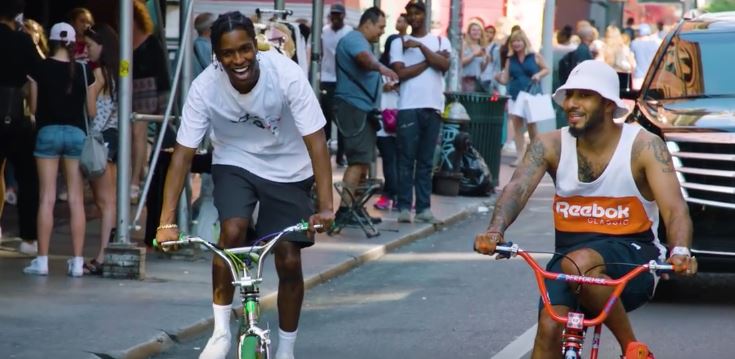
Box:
[154,221,318,359]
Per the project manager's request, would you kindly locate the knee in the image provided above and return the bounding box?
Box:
[219,222,246,248]
[536,312,563,349]
[560,248,603,276]
[276,251,303,281]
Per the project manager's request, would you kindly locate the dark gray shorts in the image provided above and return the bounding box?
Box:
[211,165,315,247]
[334,99,376,165]
[543,238,661,313]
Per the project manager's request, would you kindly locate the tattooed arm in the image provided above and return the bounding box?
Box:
[474,134,554,254]
[638,132,695,275]
[639,133,691,248]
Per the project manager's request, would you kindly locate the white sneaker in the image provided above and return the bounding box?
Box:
[199,332,231,359]
[67,257,84,277]
[23,258,48,276]
[19,241,38,255]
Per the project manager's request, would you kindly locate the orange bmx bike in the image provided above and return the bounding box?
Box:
[487,241,694,359]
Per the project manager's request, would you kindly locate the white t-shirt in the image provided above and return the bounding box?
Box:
[177,50,326,183]
[389,34,452,111]
[630,37,661,79]
[321,25,353,82]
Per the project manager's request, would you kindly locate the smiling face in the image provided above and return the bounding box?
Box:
[468,24,482,41]
[406,7,425,31]
[363,15,386,43]
[563,89,613,138]
[511,38,525,53]
[216,29,260,94]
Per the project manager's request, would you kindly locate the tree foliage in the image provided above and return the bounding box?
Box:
[707,0,735,12]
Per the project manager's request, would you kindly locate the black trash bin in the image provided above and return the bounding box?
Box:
[433,101,471,196]
[445,92,507,187]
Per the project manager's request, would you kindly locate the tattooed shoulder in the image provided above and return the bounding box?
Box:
[646,136,675,173]
[526,139,546,167]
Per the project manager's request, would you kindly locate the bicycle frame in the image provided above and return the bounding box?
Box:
[155,222,317,358]
[493,242,674,359]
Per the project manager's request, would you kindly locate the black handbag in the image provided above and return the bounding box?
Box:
[0,86,25,130]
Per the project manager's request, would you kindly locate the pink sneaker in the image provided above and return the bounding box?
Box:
[373,195,392,210]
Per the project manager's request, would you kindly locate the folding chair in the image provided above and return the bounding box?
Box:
[329,178,383,238]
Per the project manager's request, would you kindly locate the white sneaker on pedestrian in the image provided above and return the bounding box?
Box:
[23,258,48,276]
[414,209,438,224]
[67,257,84,277]
[19,241,38,255]
[397,209,412,223]
[199,332,231,359]
[501,142,517,156]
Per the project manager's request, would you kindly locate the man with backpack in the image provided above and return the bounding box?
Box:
[558,26,594,84]
[333,7,398,225]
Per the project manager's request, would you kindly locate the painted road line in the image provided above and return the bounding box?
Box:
[491,324,537,359]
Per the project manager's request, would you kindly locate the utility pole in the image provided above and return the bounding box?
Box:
[310,0,324,97]
[541,0,555,95]
[447,0,462,92]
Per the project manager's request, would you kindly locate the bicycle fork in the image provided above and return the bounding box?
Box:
[240,289,271,350]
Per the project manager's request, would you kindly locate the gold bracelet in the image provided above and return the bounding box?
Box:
[156,224,178,231]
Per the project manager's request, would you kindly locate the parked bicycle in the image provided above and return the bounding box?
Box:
[154,221,321,359]
[485,241,696,359]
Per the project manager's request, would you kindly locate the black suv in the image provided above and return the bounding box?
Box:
[623,12,735,268]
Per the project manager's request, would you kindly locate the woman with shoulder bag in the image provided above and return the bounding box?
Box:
[81,23,119,275]
[23,22,99,277]
[495,29,549,166]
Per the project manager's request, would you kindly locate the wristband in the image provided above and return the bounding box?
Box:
[669,246,691,258]
[156,224,178,231]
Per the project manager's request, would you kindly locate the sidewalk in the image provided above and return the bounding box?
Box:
[0,157,516,359]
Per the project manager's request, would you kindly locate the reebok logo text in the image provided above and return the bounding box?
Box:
[555,202,630,219]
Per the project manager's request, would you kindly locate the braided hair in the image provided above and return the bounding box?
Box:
[211,11,256,57]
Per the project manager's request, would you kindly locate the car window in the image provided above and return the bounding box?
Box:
[646,31,735,99]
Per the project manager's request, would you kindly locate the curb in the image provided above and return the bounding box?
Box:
[113,197,494,359]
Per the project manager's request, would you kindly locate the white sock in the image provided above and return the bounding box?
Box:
[275,328,298,359]
[36,256,48,267]
[212,303,232,336]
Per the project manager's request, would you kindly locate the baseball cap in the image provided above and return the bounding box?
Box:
[552,60,628,118]
[638,23,652,36]
[49,22,76,44]
[405,0,427,12]
[329,4,345,14]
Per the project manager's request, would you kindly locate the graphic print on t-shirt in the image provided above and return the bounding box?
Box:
[230,112,281,137]
[553,195,652,235]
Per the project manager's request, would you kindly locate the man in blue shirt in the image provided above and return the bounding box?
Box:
[333,7,398,224]
[193,12,215,78]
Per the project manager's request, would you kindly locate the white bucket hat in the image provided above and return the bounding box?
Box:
[552,60,628,118]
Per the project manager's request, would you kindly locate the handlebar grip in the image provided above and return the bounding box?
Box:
[495,242,514,259]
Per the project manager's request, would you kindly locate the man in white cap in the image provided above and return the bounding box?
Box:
[630,23,661,89]
[474,60,696,358]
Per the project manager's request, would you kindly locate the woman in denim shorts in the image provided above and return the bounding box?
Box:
[23,22,98,277]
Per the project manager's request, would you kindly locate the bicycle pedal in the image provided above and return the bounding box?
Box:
[624,341,649,359]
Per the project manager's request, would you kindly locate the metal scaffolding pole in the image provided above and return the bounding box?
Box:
[446,0,462,92]
[116,0,133,244]
[541,0,555,94]
[425,0,432,33]
[310,0,324,96]
[178,0,193,234]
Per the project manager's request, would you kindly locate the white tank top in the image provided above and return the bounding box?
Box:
[553,124,665,259]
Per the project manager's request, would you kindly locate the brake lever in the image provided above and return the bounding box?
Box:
[495,241,514,260]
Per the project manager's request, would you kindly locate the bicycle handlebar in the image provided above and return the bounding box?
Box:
[153,222,321,284]
[489,241,693,327]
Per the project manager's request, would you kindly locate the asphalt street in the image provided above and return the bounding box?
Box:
[156,179,735,359]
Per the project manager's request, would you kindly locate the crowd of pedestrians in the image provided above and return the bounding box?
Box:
[0,0,671,279]
[0,0,162,276]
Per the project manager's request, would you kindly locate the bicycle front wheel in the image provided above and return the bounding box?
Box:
[238,334,269,359]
